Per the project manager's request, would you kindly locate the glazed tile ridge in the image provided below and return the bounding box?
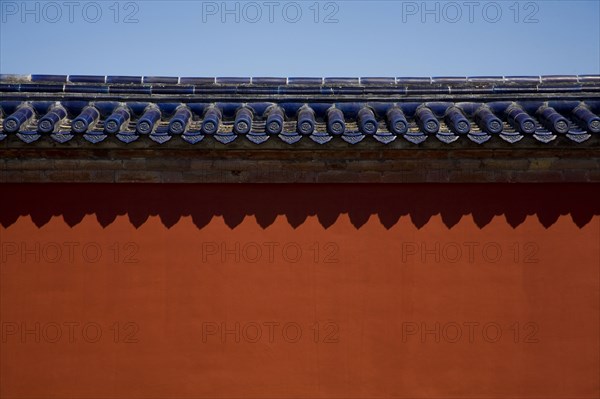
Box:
[1,73,599,148]
[0,74,598,85]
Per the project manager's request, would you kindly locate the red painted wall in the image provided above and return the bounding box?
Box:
[1,185,599,398]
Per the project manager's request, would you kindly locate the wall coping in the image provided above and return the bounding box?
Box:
[1,75,599,183]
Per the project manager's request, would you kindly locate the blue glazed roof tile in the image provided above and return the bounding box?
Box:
[179,77,215,85]
[324,77,360,85]
[1,74,598,148]
[65,85,109,94]
[216,77,251,85]
[431,76,468,84]
[360,77,396,85]
[252,77,287,85]
[467,76,505,83]
[541,75,580,84]
[31,74,68,83]
[106,76,143,84]
[0,84,21,92]
[396,77,432,84]
[19,84,64,92]
[504,76,542,84]
[68,75,106,83]
[579,75,600,83]
[143,76,179,84]
[151,86,195,95]
[108,86,152,95]
[287,77,323,85]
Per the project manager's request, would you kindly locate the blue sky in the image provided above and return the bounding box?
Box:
[0,0,599,76]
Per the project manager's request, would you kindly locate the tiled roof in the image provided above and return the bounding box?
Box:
[1,74,599,147]
[2,74,600,183]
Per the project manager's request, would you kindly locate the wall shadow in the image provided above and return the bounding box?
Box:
[0,184,598,230]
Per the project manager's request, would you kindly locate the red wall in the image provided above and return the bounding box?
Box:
[1,184,599,398]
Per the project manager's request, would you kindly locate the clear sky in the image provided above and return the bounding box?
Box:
[0,0,599,76]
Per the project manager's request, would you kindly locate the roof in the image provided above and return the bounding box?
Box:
[1,74,599,183]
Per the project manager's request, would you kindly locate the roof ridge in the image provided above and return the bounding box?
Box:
[1,74,599,85]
